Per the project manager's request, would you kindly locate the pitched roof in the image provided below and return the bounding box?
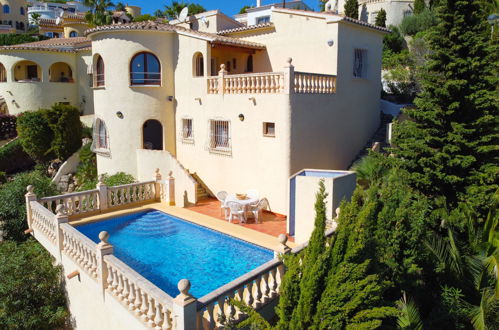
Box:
[85,21,267,50]
[0,37,92,53]
[217,22,274,35]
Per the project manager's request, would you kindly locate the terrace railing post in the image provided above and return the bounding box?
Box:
[173,279,197,330]
[96,231,114,296]
[55,205,69,261]
[25,185,37,229]
[168,171,175,206]
[283,57,295,94]
[274,234,292,258]
[154,168,162,201]
[218,64,227,95]
[96,175,108,211]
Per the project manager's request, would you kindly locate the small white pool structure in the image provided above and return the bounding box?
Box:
[288,169,356,244]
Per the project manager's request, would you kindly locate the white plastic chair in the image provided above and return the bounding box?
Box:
[248,198,269,224]
[246,189,259,199]
[227,201,246,224]
[216,191,229,218]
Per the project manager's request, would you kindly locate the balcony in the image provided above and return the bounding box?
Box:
[207,59,336,96]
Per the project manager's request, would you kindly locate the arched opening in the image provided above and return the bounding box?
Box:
[14,60,41,82]
[193,52,204,77]
[3,5,9,14]
[49,62,73,82]
[20,7,24,15]
[19,22,24,31]
[130,52,161,86]
[142,120,163,150]
[0,63,6,82]
[94,55,105,87]
[69,30,78,37]
[246,55,253,73]
[92,118,109,150]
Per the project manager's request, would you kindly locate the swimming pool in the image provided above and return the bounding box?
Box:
[76,210,274,298]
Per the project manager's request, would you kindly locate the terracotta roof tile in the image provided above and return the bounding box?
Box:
[217,23,274,35]
[0,37,91,53]
[85,21,267,50]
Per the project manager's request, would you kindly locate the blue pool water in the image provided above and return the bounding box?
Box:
[76,210,274,298]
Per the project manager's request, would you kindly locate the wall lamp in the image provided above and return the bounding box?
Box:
[238,114,245,121]
[116,111,124,119]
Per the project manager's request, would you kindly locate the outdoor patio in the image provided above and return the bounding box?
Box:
[187,198,290,239]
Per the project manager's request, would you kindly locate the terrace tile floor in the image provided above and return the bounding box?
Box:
[186,198,291,240]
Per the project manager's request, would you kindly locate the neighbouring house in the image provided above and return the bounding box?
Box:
[233,0,312,26]
[357,0,414,26]
[0,0,28,34]
[0,37,94,115]
[38,12,89,39]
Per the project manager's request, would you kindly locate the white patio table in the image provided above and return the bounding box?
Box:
[224,194,259,220]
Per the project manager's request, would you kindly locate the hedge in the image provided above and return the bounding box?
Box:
[0,114,16,140]
[0,139,34,174]
[16,111,53,163]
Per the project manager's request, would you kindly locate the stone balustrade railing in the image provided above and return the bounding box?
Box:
[32,169,174,218]
[107,181,156,208]
[207,58,336,95]
[197,258,284,329]
[30,200,58,244]
[104,255,175,329]
[61,223,99,278]
[38,189,99,216]
[294,72,336,94]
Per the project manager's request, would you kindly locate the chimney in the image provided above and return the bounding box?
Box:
[257,0,262,7]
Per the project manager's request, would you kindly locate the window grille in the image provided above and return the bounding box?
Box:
[208,119,231,154]
[91,118,109,154]
[182,118,194,143]
[353,49,367,78]
[95,56,105,87]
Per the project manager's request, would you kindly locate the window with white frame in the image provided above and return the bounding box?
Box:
[91,118,109,154]
[353,49,367,78]
[182,118,194,142]
[208,119,231,153]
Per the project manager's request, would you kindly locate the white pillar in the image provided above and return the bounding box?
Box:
[168,171,175,206]
[283,57,295,94]
[96,174,108,211]
[274,234,292,258]
[55,204,69,262]
[25,185,37,229]
[173,279,197,330]
[218,64,227,95]
[154,168,162,201]
[96,231,114,296]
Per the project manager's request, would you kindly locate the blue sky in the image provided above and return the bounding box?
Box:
[126,0,320,16]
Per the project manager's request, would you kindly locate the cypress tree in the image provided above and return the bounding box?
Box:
[413,0,426,14]
[392,0,499,215]
[375,8,387,27]
[344,0,359,19]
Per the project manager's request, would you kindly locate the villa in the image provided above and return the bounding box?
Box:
[5,3,390,329]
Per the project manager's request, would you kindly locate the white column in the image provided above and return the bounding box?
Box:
[274,234,292,258]
[55,204,69,262]
[96,231,114,296]
[283,57,295,94]
[96,174,108,211]
[154,168,162,201]
[218,64,227,95]
[173,279,197,330]
[168,171,175,206]
[25,185,37,229]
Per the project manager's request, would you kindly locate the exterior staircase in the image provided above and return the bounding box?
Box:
[189,171,212,202]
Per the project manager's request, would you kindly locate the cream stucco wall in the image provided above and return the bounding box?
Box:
[0,49,93,115]
[0,0,28,33]
[91,30,177,177]
[64,23,88,38]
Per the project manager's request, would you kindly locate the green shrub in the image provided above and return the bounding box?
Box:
[104,172,135,187]
[75,142,97,191]
[0,113,17,139]
[383,26,405,54]
[45,104,82,160]
[0,139,35,174]
[0,239,68,328]
[0,171,6,184]
[0,34,48,46]
[16,111,53,163]
[0,170,58,242]
[400,9,437,36]
[81,124,93,139]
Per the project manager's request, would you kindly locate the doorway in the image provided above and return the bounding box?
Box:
[142,119,163,150]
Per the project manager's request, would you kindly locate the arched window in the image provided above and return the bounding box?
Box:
[0,63,6,82]
[49,62,73,82]
[20,7,24,15]
[3,5,9,14]
[69,31,78,37]
[92,118,109,150]
[95,55,105,87]
[246,55,253,73]
[13,60,41,82]
[193,52,204,77]
[142,120,163,150]
[130,52,161,86]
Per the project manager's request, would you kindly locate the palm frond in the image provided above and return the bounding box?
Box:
[395,293,423,330]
